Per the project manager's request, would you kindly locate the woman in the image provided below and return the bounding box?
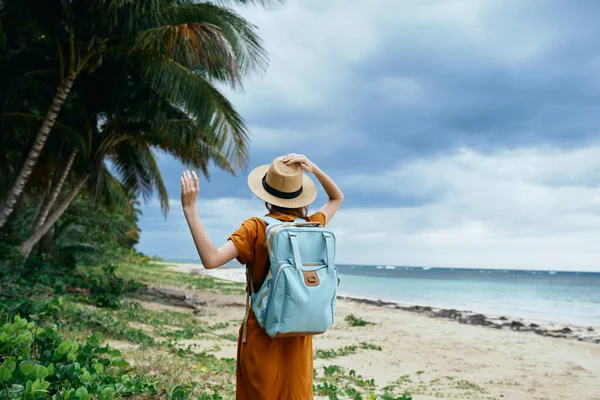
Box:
[180,153,344,399]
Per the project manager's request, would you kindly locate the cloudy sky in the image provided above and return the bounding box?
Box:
[138,0,600,272]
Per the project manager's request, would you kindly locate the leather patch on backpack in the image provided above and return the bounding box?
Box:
[303,271,320,287]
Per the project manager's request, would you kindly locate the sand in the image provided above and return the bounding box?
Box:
[162,262,600,400]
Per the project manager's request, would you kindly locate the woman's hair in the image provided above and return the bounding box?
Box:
[265,202,308,220]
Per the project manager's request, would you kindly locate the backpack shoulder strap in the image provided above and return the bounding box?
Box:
[242,263,254,344]
[260,216,281,226]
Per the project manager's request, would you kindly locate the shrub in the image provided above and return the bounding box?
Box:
[88,265,125,309]
[0,315,158,399]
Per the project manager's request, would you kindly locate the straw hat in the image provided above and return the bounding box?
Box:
[247,156,317,208]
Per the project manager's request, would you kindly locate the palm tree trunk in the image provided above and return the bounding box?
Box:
[33,149,78,230]
[19,174,88,260]
[38,226,55,256]
[0,72,77,231]
[30,187,49,228]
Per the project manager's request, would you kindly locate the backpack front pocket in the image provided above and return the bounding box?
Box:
[270,264,337,337]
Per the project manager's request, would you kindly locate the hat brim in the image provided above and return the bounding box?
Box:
[247,164,317,208]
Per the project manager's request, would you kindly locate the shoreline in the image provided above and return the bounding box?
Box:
[338,296,599,344]
[160,261,600,344]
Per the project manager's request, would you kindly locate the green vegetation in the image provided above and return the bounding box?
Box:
[112,260,243,294]
[0,315,158,399]
[345,314,376,327]
[359,342,383,351]
[315,346,359,359]
[1,0,282,259]
[0,1,277,393]
[381,373,495,399]
[314,342,382,359]
[0,260,241,398]
[314,365,411,400]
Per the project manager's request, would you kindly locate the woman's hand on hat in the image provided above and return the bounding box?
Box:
[181,170,199,208]
[283,153,316,173]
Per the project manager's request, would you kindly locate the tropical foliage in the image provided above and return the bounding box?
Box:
[0,0,277,259]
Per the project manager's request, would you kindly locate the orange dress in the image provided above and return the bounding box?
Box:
[228,211,327,400]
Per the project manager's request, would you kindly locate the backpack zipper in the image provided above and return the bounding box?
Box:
[264,261,291,319]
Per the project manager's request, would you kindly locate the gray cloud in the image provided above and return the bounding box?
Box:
[224,0,600,178]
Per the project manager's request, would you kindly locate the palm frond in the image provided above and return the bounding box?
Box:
[133,23,238,84]
[110,140,169,215]
[53,221,99,254]
[205,0,284,10]
[54,223,86,243]
[0,113,86,152]
[57,242,99,253]
[1,69,57,110]
[105,115,236,176]
[149,118,236,177]
[138,53,249,171]
[93,165,133,215]
[101,0,166,36]
[146,3,268,78]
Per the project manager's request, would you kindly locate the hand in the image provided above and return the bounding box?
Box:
[181,170,199,208]
[283,153,317,173]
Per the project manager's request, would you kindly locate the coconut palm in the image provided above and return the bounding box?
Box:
[0,0,280,230]
[18,56,244,258]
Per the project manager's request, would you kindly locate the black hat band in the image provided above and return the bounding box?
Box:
[262,174,303,199]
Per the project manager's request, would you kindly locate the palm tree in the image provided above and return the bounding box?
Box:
[18,51,249,258]
[0,0,100,229]
[0,0,280,230]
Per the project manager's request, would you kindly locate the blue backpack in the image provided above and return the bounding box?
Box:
[242,216,338,342]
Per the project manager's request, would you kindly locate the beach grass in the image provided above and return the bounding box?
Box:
[345,313,377,327]
[314,342,383,359]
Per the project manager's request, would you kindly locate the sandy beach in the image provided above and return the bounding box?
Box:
[160,262,600,400]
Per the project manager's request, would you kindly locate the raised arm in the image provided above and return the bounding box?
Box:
[283,154,344,223]
[181,170,238,269]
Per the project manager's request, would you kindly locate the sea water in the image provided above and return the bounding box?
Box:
[336,265,600,327]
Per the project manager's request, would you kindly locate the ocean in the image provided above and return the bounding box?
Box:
[170,259,600,327]
[336,265,600,327]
